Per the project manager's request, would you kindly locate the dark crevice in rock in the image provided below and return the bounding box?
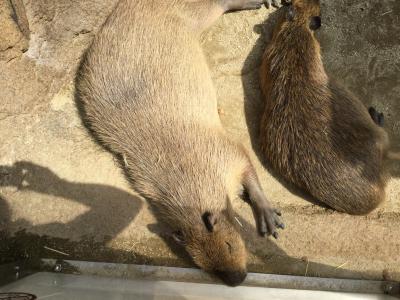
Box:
[9,0,30,40]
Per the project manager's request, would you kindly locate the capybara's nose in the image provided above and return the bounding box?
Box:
[214,270,247,287]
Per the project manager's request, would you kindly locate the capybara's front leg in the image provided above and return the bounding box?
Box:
[241,167,284,239]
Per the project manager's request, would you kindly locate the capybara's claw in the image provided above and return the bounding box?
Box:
[256,205,284,238]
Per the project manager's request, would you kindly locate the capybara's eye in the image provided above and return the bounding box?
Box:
[172,230,186,245]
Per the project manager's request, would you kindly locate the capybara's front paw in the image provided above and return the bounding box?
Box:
[254,205,285,239]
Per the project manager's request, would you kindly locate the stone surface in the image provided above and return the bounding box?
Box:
[0,0,116,120]
[0,0,399,283]
[0,0,29,62]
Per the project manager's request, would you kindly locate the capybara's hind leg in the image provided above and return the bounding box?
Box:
[368,107,384,127]
[223,0,289,10]
[183,0,264,33]
[220,0,264,11]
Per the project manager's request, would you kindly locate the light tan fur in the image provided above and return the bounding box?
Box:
[76,0,283,286]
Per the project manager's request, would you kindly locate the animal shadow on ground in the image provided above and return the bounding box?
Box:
[0,161,143,243]
[0,161,147,264]
[242,6,400,211]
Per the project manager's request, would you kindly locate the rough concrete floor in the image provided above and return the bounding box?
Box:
[1,1,400,282]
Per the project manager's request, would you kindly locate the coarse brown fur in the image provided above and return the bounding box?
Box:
[259,0,390,215]
[75,0,283,287]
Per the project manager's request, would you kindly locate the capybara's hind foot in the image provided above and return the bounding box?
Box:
[368,107,384,127]
[265,0,292,8]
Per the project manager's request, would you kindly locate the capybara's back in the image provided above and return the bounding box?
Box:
[259,0,389,215]
[77,0,220,151]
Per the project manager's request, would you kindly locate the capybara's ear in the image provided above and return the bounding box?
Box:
[202,211,218,232]
[309,16,321,30]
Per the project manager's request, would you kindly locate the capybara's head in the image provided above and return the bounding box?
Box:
[286,0,321,30]
[173,209,247,287]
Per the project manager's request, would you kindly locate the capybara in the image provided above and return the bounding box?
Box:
[76,0,284,286]
[259,0,390,215]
